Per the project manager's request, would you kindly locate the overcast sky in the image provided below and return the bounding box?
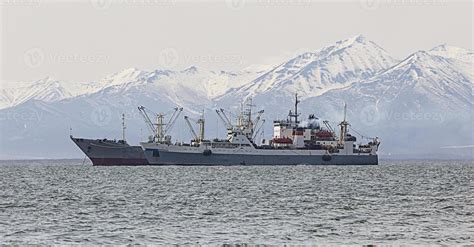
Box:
[1,0,472,83]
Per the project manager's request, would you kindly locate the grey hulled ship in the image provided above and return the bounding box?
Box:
[71,114,149,166]
[71,94,380,166]
[141,94,380,165]
[70,137,149,166]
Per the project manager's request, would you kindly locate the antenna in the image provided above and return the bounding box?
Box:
[343,102,347,122]
[288,93,301,126]
[295,93,300,124]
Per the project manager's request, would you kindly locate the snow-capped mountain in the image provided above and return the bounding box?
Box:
[0,77,74,109]
[222,35,398,102]
[301,48,473,156]
[0,74,131,110]
[0,67,260,110]
[429,44,473,80]
[303,49,472,120]
[0,36,472,159]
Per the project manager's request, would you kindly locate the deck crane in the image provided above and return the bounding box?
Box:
[138,106,157,139]
[164,107,183,135]
[323,120,335,133]
[252,119,266,141]
[184,113,205,143]
[184,116,198,141]
[138,106,183,143]
[252,110,264,134]
[215,108,234,130]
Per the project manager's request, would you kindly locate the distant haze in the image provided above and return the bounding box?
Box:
[1,0,472,83]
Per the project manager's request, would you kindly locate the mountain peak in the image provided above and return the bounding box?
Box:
[353,34,367,43]
[33,76,56,84]
[430,43,466,52]
[335,34,367,48]
[117,67,144,76]
[412,50,430,57]
[429,44,472,60]
[123,67,140,72]
[392,50,432,69]
[183,66,198,73]
[109,67,146,79]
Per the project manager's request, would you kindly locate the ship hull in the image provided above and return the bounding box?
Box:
[71,136,149,166]
[142,148,378,166]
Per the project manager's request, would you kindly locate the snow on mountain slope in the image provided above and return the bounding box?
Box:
[306,50,472,118]
[429,44,473,81]
[0,88,15,109]
[224,35,398,102]
[299,49,473,156]
[148,66,258,103]
[85,66,260,114]
[0,77,74,109]
[0,67,260,110]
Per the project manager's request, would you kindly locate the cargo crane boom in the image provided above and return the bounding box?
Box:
[138,106,183,143]
[252,119,265,140]
[323,120,335,133]
[164,107,183,134]
[184,116,199,142]
[252,110,264,133]
[216,108,233,129]
[138,106,157,137]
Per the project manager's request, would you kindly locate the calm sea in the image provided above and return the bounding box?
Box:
[0,160,472,245]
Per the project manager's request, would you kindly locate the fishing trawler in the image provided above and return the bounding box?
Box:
[140,94,380,165]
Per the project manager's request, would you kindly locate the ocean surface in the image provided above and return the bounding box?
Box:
[0,160,473,245]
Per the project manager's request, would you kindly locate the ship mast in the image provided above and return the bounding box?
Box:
[288,93,300,127]
[197,110,205,142]
[156,113,164,142]
[295,93,299,125]
[339,103,349,144]
[121,113,126,142]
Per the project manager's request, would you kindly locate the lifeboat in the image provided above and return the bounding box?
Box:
[273,137,293,144]
[315,130,333,138]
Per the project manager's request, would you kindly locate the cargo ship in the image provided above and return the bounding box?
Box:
[71,114,149,166]
[141,94,380,165]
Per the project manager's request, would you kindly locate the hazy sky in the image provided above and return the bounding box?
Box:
[1,0,472,83]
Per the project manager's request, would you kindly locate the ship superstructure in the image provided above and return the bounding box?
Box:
[141,94,380,165]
